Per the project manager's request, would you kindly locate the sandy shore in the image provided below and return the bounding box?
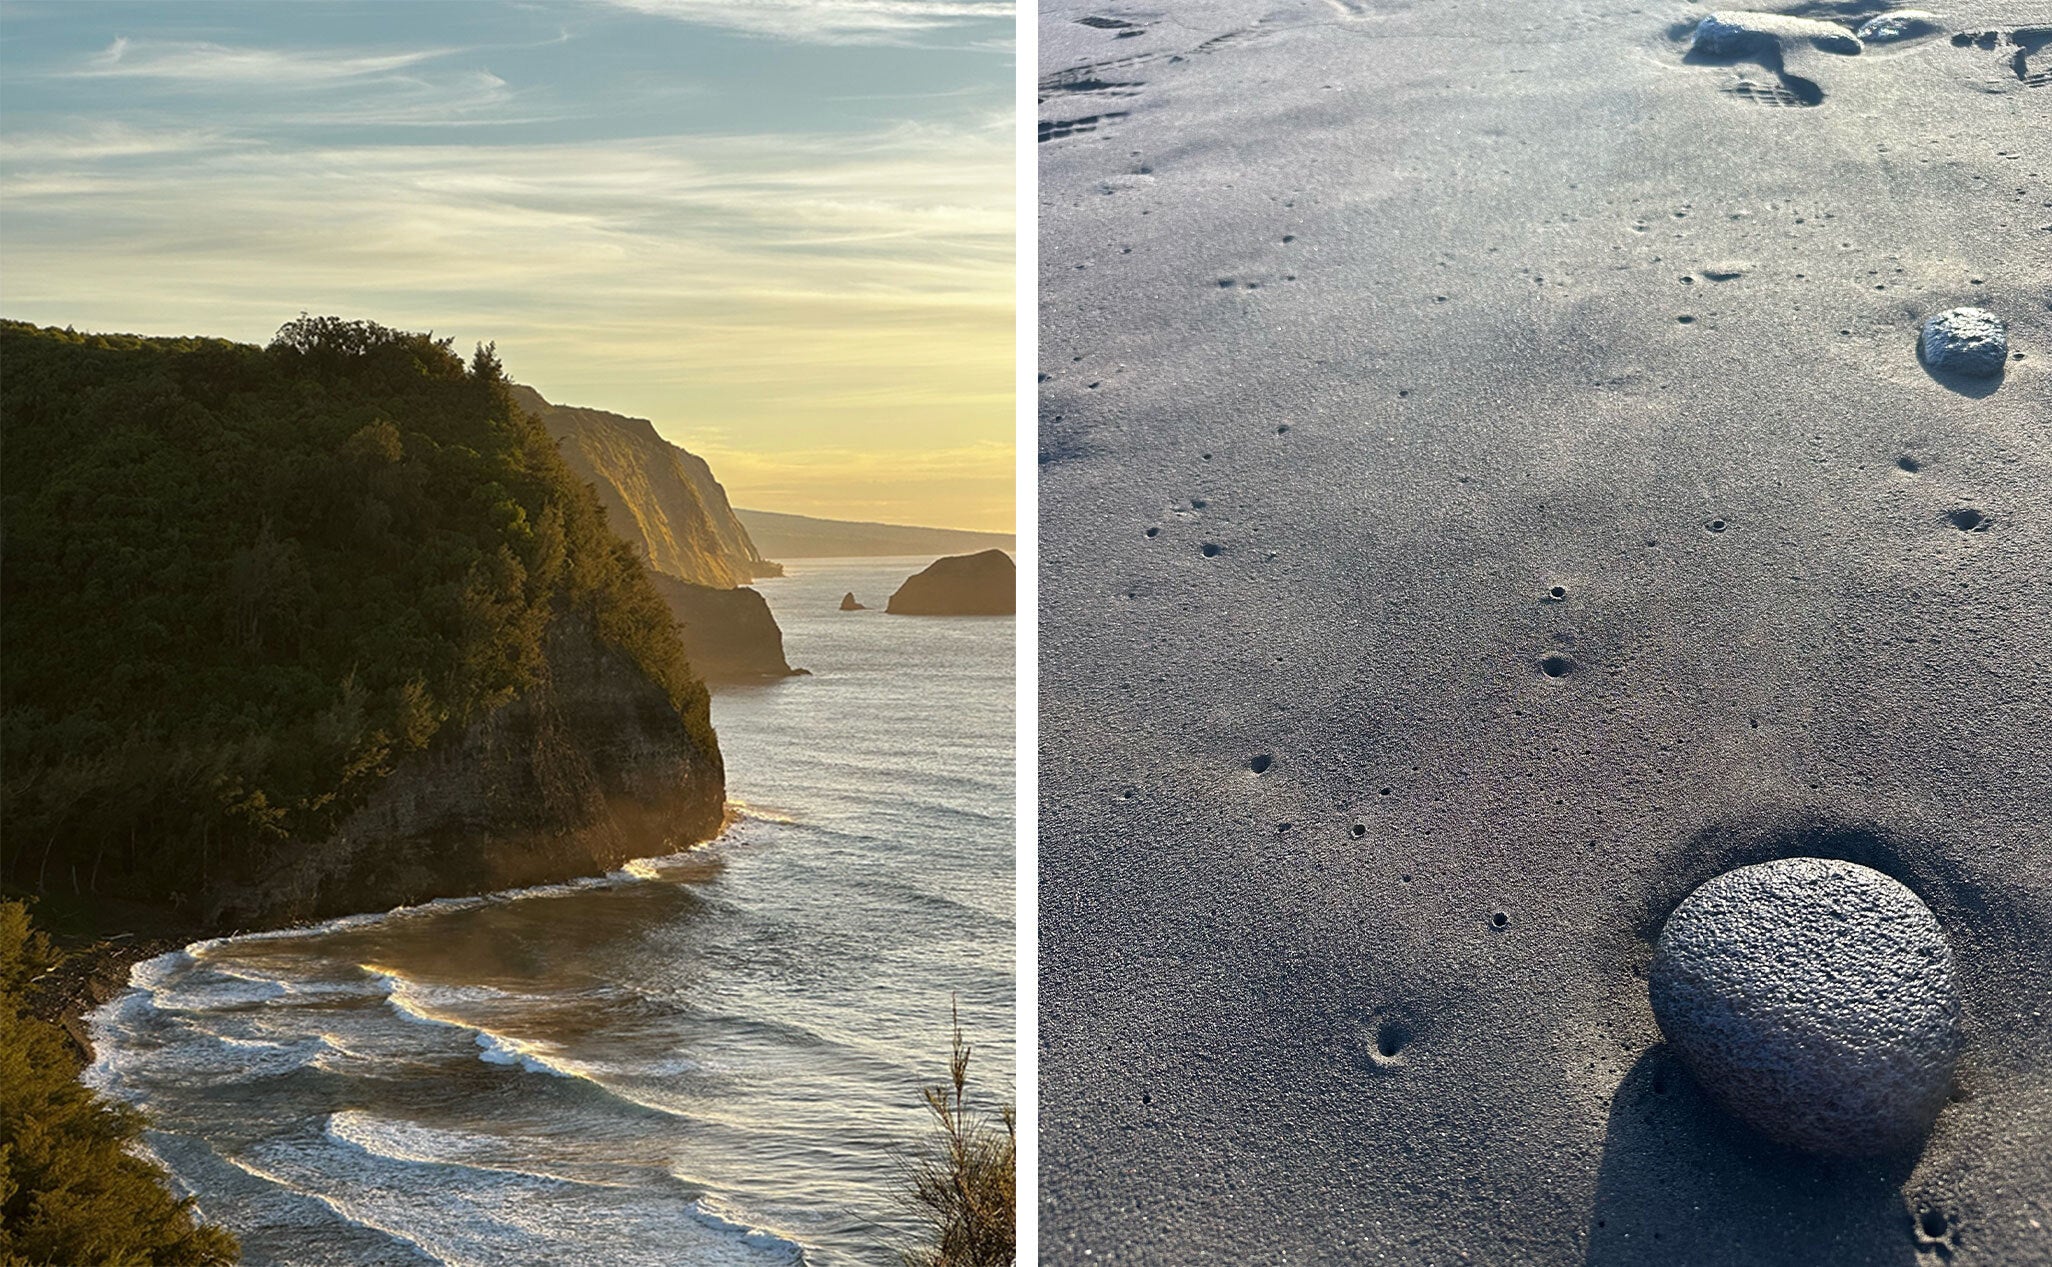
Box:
[1038,2,2050,1262]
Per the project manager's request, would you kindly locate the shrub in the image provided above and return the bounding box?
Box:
[897,1003,1015,1267]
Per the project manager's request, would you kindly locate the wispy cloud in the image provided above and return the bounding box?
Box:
[0,2,1015,528]
[0,121,238,161]
[72,36,459,86]
[0,122,1013,525]
[593,0,1011,45]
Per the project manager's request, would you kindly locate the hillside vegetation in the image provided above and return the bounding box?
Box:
[0,317,713,921]
[0,901,238,1266]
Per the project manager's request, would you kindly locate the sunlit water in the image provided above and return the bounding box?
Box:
[88,558,1015,1267]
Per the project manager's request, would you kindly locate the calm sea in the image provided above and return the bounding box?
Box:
[87,556,1015,1267]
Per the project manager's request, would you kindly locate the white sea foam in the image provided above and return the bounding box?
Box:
[686,1195,810,1264]
[230,1126,807,1267]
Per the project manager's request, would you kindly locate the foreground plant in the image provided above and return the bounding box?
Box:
[897,1002,1015,1267]
[0,900,238,1266]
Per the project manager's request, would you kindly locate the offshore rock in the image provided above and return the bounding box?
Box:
[886,550,1016,616]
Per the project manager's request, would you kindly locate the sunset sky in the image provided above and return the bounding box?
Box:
[0,0,1014,531]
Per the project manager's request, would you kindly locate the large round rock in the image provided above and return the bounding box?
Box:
[1919,306,2009,377]
[1649,857,1963,1155]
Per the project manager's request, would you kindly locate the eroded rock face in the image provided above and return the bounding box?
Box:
[1920,307,2009,377]
[644,572,802,683]
[1692,11,1863,57]
[1650,857,1963,1155]
[217,614,725,927]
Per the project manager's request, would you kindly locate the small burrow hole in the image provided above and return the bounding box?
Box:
[1540,655,1575,678]
[1946,508,1986,532]
[1249,754,1273,774]
[1351,823,1367,838]
[1491,911,1510,929]
[1376,1021,1411,1060]
[1201,542,1221,557]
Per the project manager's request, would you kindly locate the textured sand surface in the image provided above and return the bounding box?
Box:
[1037,2,2051,1262]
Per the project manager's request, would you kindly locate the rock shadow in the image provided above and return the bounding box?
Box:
[1585,1046,1924,1266]
[1917,351,2006,398]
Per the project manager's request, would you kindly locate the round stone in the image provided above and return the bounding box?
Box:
[1649,857,1963,1155]
[1919,307,2009,377]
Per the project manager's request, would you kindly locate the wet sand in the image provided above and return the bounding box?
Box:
[1037,2,2050,1262]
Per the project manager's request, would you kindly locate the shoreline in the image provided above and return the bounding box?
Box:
[35,802,752,1068]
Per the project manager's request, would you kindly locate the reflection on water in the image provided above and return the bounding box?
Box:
[90,557,1015,1267]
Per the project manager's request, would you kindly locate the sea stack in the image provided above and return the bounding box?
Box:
[1648,857,1963,1155]
[840,592,866,611]
[886,550,1016,616]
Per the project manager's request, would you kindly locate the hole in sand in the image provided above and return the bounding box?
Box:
[1947,508,1986,532]
[1920,1209,1948,1239]
[1898,455,1922,473]
[1548,584,1568,600]
[1706,518,1727,533]
[1249,753,1273,774]
[1540,655,1576,678]
[1491,911,1510,928]
[1201,542,1221,557]
[1351,823,1367,838]
[1376,1021,1411,1059]
[1144,525,1159,537]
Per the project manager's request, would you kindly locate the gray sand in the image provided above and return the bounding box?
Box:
[1037,2,2051,1263]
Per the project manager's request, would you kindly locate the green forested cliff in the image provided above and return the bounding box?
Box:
[0,317,716,922]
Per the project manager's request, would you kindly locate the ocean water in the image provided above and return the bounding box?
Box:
[87,557,1015,1267]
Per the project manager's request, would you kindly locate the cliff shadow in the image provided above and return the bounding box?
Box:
[1585,1046,1922,1266]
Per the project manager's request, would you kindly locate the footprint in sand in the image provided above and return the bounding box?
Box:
[1952,26,2052,88]
[1682,11,1866,108]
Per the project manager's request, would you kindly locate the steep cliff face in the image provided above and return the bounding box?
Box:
[887,550,1016,616]
[643,573,801,682]
[511,385,779,586]
[214,614,724,929]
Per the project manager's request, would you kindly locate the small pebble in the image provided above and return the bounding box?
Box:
[1650,857,1963,1155]
[1920,306,2009,377]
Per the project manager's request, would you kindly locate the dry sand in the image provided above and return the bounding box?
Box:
[1037,2,2051,1262]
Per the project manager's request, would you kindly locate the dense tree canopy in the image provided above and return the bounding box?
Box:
[0,318,712,916]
